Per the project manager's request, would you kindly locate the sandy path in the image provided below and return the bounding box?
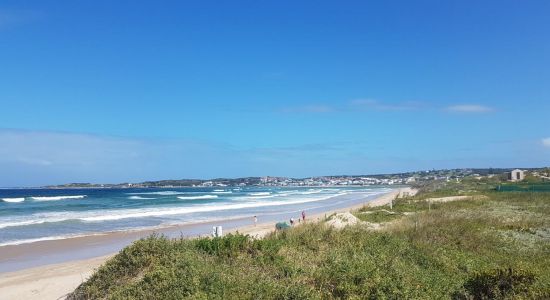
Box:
[424,195,486,203]
[0,187,415,300]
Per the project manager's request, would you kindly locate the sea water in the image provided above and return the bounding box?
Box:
[0,186,392,247]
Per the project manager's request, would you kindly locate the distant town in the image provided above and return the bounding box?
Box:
[45,167,549,189]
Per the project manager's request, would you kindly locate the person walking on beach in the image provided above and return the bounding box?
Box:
[253,215,257,227]
[290,217,295,226]
[301,211,306,222]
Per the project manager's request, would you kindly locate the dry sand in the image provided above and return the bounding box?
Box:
[424,195,487,203]
[0,255,112,300]
[0,187,415,300]
[325,212,362,229]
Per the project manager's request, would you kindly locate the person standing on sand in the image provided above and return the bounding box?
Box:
[301,211,306,222]
[254,215,257,227]
[290,217,294,226]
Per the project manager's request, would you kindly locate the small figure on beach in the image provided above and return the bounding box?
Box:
[290,217,295,226]
[253,215,257,227]
[301,211,306,222]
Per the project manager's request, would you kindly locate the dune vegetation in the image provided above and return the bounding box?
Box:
[69,179,550,299]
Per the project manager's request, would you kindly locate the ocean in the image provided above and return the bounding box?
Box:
[0,186,392,247]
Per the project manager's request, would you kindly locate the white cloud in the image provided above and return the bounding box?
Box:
[446,104,494,113]
[542,137,550,148]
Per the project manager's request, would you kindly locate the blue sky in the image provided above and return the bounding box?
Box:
[1,1,549,186]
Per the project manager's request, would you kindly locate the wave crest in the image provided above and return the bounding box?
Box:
[177,195,218,200]
[31,195,86,201]
[248,192,271,196]
[1,198,25,203]
[128,196,156,200]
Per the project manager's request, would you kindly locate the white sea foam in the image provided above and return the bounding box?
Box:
[0,218,68,229]
[177,195,219,200]
[212,191,232,194]
[269,190,303,197]
[213,189,224,192]
[299,189,322,195]
[128,196,156,200]
[0,231,114,247]
[1,197,25,203]
[240,195,276,200]
[0,235,81,247]
[0,220,38,229]
[248,192,271,196]
[31,195,86,201]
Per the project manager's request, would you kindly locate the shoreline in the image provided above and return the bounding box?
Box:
[0,187,413,300]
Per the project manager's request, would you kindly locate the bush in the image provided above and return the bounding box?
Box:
[195,233,251,257]
[454,268,536,299]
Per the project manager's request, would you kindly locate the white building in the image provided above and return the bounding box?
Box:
[508,169,525,182]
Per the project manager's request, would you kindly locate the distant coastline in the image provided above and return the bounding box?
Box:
[43,184,397,189]
[39,168,532,189]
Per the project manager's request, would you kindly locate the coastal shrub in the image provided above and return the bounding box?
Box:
[110,260,202,299]
[454,268,536,299]
[251,238,284,264]
[195,233,251,257]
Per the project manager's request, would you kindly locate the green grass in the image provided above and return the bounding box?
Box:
[355,210,402,223]
[69,190,550,299]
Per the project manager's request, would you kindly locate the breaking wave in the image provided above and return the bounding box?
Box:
[30,195,87,201]
[1,198,25,203]
[128,196,156,200]
[177,195,219,200]
[248,192,271,196]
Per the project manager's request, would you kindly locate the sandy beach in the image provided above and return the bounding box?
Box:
[0,187,414,300]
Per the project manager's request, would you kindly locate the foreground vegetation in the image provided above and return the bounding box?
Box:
[70,182,550,299]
